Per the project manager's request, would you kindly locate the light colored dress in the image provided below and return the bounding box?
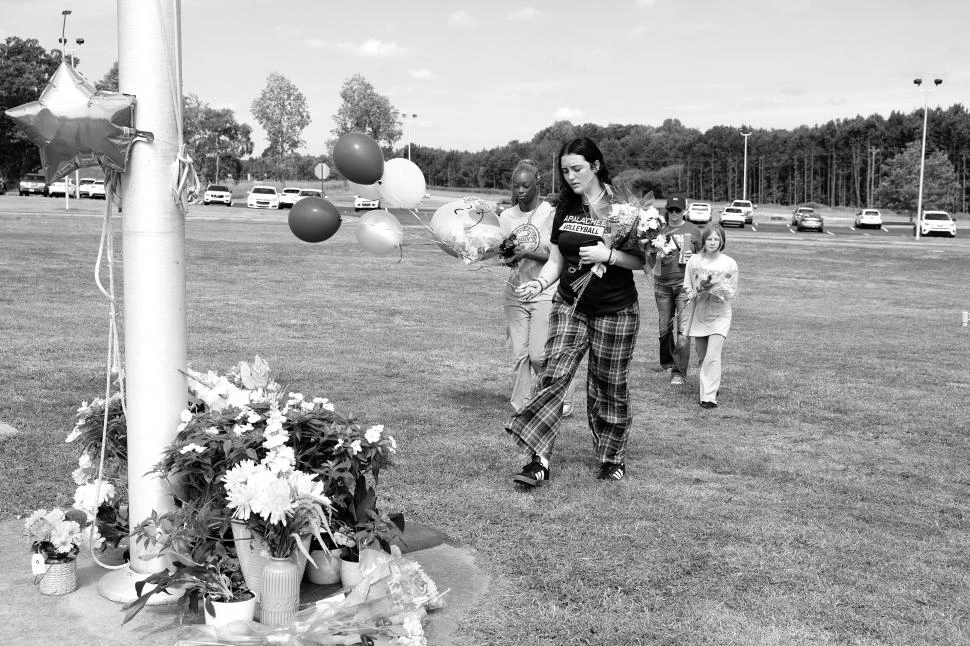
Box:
[684,253,739,337]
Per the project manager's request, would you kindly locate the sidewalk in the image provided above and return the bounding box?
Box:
[0,519,487,646]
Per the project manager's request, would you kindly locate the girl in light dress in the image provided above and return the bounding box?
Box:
[683,223,739,408]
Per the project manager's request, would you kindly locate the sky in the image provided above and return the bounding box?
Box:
[3,0,969,157]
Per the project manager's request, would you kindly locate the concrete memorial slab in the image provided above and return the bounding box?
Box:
[0,519,487,645]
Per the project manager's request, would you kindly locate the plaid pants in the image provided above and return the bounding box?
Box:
[506,296,640,465]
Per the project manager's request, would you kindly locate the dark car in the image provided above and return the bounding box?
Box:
[795,211,824,232]
[19,172,48,196]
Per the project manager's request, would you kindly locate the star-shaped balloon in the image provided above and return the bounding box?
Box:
[4,61,153,183]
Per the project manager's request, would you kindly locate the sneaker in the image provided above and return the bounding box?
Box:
[670,374,685,386]
[699,401,718,409]
[596,462,626,481]
[512,458,550,487]
[562,401,574,417]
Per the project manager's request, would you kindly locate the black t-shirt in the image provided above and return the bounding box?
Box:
[550,197,644,315]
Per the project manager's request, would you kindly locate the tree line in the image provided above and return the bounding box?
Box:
[2,36,966,214]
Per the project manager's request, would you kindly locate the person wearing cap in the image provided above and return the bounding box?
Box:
[645,195,702,386]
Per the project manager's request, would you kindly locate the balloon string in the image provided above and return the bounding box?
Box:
[88,179,128,570]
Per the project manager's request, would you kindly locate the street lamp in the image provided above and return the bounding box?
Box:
[58,10,72,60]
[402,113,418,161]
[740,130,751,201]
[913,78,943,240]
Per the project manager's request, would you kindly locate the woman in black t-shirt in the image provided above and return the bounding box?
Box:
[505,137,644,486]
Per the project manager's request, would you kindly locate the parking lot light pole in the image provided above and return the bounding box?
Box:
[740,130,751,201]
[403,112,417,161]
[914,78,943,241]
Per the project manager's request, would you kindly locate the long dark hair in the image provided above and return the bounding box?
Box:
[555,137,612,218]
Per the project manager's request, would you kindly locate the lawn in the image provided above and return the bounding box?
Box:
[1,210,968,645]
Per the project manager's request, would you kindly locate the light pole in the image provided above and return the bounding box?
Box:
[740,130,751,201]
[403,112,417,160]
[914,78,942,240]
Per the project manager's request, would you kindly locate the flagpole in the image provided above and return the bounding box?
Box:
[99,0,187,603]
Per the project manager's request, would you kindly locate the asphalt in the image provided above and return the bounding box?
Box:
[0,519,487,646]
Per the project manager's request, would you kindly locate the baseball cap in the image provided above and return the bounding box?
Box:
[665,196,686,211]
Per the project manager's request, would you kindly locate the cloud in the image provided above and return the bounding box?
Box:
[409,69,437,81]
[554,107,584,121]
[448,10,476,27]
[305,38,326,49]
[354,39,409,58]
[635,0,658,6]
[509,7,541,21]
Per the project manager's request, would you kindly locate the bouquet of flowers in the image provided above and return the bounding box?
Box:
[24,507,100,560]
[66,392,129,550]
[696,270,735,301]
[172,548,445,646]
[568,188,664,305]
[223,459,335,559]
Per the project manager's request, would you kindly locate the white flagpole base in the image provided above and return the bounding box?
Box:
[98,566,183,605]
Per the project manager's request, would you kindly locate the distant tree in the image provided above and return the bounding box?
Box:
[184,94,254,185]
[0,37,62,180]
[329,74,401,152]
[95,61,119,92]
[250,72,311,179]
[874,141,958,218]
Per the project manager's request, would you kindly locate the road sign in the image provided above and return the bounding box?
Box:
[314,163,330,180]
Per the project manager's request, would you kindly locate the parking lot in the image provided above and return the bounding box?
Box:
[2,195,967,250]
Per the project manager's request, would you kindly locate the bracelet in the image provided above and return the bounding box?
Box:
[608,250,616,266]
[536,276,548,290]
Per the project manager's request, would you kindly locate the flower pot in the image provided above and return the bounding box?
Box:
[259,557,300,626]
[339,556,363,588]
[204,593,256,627]
[230,521,310,607]
[37,557,78,596]
[306,547,345,585]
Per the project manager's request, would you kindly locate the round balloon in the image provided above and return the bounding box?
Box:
[356,209,404,256]
[332,133,384,185]
[348,180,381,200]
[378,158,426,209]
[429,198,504,263]
[288,197,341,243]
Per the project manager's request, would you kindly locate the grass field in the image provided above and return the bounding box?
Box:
[1,209,968,645]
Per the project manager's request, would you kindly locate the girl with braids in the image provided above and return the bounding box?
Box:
[505,138,645,486]
[498,159,576,416]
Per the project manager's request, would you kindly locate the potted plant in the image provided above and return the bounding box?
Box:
[329,474,405,588]
[121,542,255,626]
[24,507,99,595]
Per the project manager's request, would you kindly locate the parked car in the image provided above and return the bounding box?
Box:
[19,173,48,196]
[88,180,106,199]
[247,185,280,209]
[854,209,883,229]
[686,202,712,224]
[47,177,74,197]
[203,184,232,206]
[278,187,301,208]
[791,206,815,227]
[719,206,746,227]
[0,178,6,195]
[496,198,513,212]
[917,210,956,238]
[294,188,324,203]
[78,177,97,197]
[730,199,755,224]
[795,211,824,232]
[354,195,380,211]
